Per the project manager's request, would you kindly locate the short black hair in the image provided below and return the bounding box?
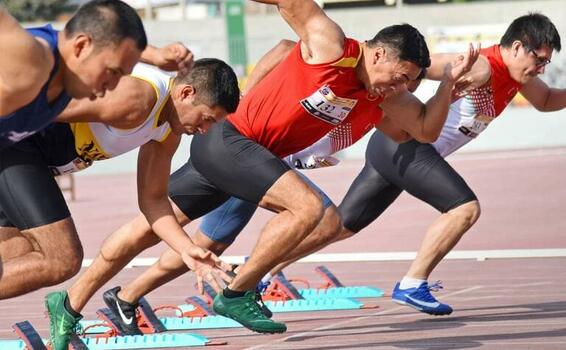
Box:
[174,58,240,114]
[64,0,147,52]
[367,24,431,69]
[500,13,561,52]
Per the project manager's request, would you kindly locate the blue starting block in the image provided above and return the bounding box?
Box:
[1,319,225,350]
[274,266,384,299]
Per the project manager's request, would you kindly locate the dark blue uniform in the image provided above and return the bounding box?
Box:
[0,25,71,149]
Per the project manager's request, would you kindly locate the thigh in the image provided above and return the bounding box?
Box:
[168,159,231,221]
[296,171,334,209]
[339,160,403,233]
[368,130,477,213]
[199,197,259,244]
[0,145,70,230]
[190,120,291,204]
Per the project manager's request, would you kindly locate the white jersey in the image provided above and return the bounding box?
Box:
[53,63,173,175]
[432,95,493,158]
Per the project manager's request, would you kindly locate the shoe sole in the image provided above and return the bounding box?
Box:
[392,298,452,316]
[44,295,65,349]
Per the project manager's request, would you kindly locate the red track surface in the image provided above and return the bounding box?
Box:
[1,148,565,349]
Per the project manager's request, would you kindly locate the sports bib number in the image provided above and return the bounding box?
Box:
[300,85,358,125]
[50,157,92,176]
[458,114,494,138]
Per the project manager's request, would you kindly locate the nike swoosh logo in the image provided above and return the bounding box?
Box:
[59,314,69,335]
[406,295,440,308]
[116,300,133,325]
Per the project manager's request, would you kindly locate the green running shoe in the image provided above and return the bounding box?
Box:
[213,290,286,334]
[45,291,83,350]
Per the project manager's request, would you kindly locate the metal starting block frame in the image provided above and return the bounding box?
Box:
[3,319,225,350]
[271,265,385,300]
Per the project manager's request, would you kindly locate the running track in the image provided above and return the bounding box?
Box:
[1,147,565,349]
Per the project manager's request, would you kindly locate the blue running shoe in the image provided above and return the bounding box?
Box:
[392,281,453,315]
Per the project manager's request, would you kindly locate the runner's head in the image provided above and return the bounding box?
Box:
[500,13,561,83]
[169,58,240,135]
[61,0,147,99]
[362,24,430,98]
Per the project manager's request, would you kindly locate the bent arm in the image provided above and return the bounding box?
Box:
[520,77,566,112]
[0,9,53,116]
[137,135,199,255]
[243,39,296,95]
[379,80,454,143]
[56,76,146,124]
[251,0,344,63]
[427,53,490,90]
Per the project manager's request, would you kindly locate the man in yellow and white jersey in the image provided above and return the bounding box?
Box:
[0,59,239,350]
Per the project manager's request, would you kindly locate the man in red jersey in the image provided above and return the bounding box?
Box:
[56,0,478,334]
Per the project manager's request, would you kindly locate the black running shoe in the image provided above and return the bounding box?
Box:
[102,287,143,335]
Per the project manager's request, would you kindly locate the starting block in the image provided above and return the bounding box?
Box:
[267,266,384,300]
[1,319,225,350]
[176,275,371,315]
[81,296,242,335]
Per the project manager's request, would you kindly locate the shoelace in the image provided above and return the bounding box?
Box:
[412,282,443,303]
[427,280,444,292]
[243,293,267,319]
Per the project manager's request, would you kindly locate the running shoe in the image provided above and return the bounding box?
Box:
[45,291,83,350]
[213,290,286,333]
[392,281,453,315]
[102,287,143,335]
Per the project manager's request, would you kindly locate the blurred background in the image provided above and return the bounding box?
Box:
[8,0,566,174]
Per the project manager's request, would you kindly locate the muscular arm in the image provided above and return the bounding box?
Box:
[137,135,201,255]
[243,39,296,95]
[0,9,54,116]
[56,76,153,127]
[520,77,566,112]
[380,44,480,143]
[427,52,491,90]
[251,0,344,64]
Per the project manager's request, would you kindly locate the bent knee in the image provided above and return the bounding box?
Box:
[47,246,84,283]
[450,200,481,227]
[295,193,325,229]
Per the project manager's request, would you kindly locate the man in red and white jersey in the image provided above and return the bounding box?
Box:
[263,13,564,317]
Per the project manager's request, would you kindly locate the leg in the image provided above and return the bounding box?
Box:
[229,170,324,291]
[270,154,404,274]
[0,145,82,299]
[0,227,33,262]
[367,131,479,314]
[0,219,83,298]
[406,200,480,280]
[67,214,163,312]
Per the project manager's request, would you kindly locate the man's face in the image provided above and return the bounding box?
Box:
[65,35,141,99]
[508,41,553,84]
[364,46,422,98]
[171,86,228,135]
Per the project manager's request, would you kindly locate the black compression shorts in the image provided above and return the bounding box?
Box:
[340,130,477,233]
[0,123,76,229]
[169,120,291,220]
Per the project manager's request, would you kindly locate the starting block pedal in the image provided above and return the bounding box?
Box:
[11,321,47,350]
